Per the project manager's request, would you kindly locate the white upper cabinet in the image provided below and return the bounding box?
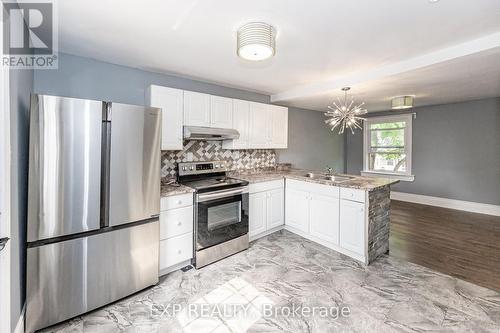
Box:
[183,91,211,127]
[269,105,288,149]
[149,86,287,149]
[184,92,233,129]
[222,99,249,149]
[247,102,288,149]
[210,96,233,129]
[248,102,270,148]
[147,85,184,151]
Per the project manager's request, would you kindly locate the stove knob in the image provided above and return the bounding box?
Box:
[215,164,220,168]
[189,166,194,171]
[182,166,187,171]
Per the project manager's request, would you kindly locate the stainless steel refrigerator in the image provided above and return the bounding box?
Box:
[25,94,161,332]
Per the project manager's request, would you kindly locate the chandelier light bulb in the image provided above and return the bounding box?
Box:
[324,87,367,134]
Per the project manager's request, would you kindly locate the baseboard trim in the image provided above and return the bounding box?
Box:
[14,304,25,333]
[391,191,500,217]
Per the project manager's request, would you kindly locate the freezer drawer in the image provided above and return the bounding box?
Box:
[25,221,159,333]
[27,94,103,242]
[108,103,161,227]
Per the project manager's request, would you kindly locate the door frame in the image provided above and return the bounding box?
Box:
[0,17,12,333]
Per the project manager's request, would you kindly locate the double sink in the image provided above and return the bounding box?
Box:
[304,173,355,183]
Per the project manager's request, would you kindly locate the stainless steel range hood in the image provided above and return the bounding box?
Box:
[183,126,240,141]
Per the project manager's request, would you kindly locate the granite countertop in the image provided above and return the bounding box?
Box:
[230,168,399,191]
[160,183,195,197]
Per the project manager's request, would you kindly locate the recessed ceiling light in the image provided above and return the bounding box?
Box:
[428,0,440,3]
[237,22,276,61]
[391,96,414,110]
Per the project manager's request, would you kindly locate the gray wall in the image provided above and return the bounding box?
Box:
[9,67,33,326]
[34,53,270,105]
[346,98,500,205]
[277,107,345,171]
[34,53,345,172]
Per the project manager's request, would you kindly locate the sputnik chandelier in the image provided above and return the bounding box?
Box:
[324,87,367,134]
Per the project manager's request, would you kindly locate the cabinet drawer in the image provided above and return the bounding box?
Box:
[340,188,365,203]
[159,232,193,270]
[249,179,284,193]
[305,182,339,198]
[161,193,193,211]
[286,179,339,198]
[159,206,193,240]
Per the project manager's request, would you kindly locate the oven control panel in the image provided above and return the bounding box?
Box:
[178,161,228,176]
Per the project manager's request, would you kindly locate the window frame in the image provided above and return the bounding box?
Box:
[362,114,414,181]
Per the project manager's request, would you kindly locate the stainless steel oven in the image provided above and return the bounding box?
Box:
[196,186,249,250]
[177,161,249,268]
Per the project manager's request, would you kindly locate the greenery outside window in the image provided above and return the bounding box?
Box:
[362,114,414,181]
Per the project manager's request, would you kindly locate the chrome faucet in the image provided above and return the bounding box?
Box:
[325,166,334,175]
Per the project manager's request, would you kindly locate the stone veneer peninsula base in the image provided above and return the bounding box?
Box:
[367,185,392,263]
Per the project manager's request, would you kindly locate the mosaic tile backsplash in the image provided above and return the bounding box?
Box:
[161,140,277,178]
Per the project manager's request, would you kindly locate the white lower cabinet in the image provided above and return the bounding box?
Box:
[249,180,284,239]
[339,199,365,255]
[309,193,340,245]
[267,189,285,229]
[284,187,310,233]
[285,181,339,240]
[159,194,194,274]
[159,232,193,270]
[284,179,367,263]
[249,191,267,237]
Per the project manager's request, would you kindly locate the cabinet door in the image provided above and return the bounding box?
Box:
[159,232,193,270]
[270,105,288,148]
[267,188,284,229]
[285,187,309,233]
[183,91,210,127]
[148,85,183,150]
[339,200,365,255]
[249,192,267,237]
[310,193,339,245]
[248,102,270,148]
[210,95,233,129]
[223,99,249,149]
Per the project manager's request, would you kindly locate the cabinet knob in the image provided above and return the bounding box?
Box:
[177,200,182,205]
[177,249,182,254]
[177,221,182,226]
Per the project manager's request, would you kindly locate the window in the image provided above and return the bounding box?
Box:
[362,114,414,181]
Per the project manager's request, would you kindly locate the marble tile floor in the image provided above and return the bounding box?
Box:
[41,230,500,333]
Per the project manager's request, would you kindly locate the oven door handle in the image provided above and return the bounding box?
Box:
[197,186,249,202]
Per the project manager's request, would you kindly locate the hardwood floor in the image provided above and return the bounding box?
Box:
[390,200,500,291]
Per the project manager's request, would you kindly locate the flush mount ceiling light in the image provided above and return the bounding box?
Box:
[237,22,276,61]
[324,87,367,134]
[391,96,414,110]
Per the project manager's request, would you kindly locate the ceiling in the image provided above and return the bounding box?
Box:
[58,0,500,111]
